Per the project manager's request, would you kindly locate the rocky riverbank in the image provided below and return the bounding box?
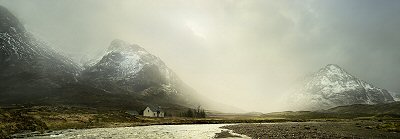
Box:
[222,121,400,138]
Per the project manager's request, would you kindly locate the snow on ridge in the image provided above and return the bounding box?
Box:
[389,91,400,101]
[0,31,82,73]
[87,39,173,82]
[107,39,146,53]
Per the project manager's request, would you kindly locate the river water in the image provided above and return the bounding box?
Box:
[21,124,249,139]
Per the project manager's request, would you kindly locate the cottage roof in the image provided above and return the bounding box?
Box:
[126,110,139,115]
[146,106,163,112]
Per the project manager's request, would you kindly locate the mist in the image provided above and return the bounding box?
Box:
[1,0,400,112]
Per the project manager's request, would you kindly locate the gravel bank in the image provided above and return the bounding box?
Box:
[222,122,400,139]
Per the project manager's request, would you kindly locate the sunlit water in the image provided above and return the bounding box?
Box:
[22,124,249,139]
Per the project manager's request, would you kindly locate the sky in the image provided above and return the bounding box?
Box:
[1,0,400,112]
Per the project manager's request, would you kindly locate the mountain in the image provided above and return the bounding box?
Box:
[0,5,201,112]
[80,39,199,108]
[288,64,394,110]
[0,6,81,104]
[0,5,226,113]
[0,6,143,110]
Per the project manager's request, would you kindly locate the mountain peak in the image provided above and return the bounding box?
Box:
[323,64,344,72]
[85,39,169,83]
[107,39,145,53]
[0,5,25,34]
[325,64,341,70]
[316,64,350,78]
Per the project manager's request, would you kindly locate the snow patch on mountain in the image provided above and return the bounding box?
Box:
[389,91,400,101]
[85,39,172,81]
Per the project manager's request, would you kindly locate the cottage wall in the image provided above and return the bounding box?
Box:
[159,112,164,117]
[143,107,165,117]
[143,107,155,117]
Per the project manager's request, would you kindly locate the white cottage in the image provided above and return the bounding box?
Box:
[143,106,164,117]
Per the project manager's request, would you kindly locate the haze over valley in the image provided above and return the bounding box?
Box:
[1,1,400,138]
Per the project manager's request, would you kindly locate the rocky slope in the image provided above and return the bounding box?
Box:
[289,64,394,110]
[0,5,81,104]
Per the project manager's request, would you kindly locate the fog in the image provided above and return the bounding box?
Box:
[1,0,400,112]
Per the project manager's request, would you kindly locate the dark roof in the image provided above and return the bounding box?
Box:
[146,106,164,112]
[126,110,139,115]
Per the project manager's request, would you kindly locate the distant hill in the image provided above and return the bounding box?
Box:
[324,101,400,117]
[265,102,400,119]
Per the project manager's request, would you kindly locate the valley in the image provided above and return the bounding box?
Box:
[1,1,400,139]
[2,103,400,138]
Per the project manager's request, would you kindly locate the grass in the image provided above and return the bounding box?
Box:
[0,107,48,138]
[376,122,400,132]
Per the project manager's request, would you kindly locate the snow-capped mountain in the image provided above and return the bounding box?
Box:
[81,39,197,106]
[0,6,81,104]
[288,64,394,110]
[82,39,174,84]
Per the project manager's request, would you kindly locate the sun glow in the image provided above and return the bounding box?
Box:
[185,20,207,39]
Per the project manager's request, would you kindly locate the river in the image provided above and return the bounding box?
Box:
[18,124,249,139]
